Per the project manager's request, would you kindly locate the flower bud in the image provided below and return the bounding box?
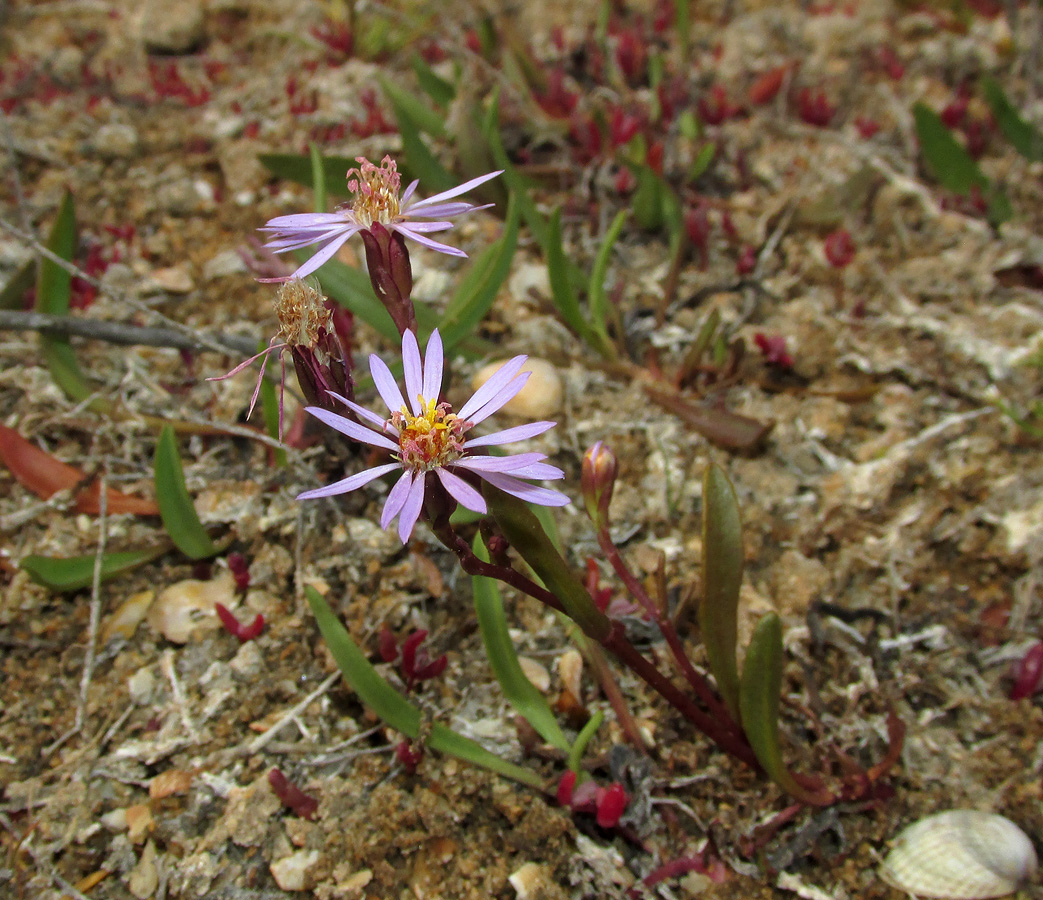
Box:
[581,441,618,527]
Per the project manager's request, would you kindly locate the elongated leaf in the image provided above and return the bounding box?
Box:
[382,83,455,193]
[379,76,448,140]
[0,259,34,311]
[688,143,716,182]
[259,153,355,196]
[546,208,591,340]
[305,585,542,787]
[982,77,1043,162]
[309,142,327,214]
[913,102,988,195]
[472,534,570,752]
[153,426,218,559]
[411,54,456,108]
[36,192,101,407]
[439,196,519,350]
[21,546,167,592]
[587,209,626,357]
[566,710,604,774]
[700,464,743,721]
[484,483,611,642]
[739,614,832,805]
[0,423,158,515]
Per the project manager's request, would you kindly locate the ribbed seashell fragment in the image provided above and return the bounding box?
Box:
[881,810,1038,899]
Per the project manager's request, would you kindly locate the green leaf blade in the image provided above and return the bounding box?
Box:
[699,464,743,721]
[153,426,218,560]
[21,546,166,592]
[913,102,988,195]
[472,534,570,752]
[983,77,1043,162]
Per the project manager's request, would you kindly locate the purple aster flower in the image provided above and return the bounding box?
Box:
[298,328,569,543]
[259,156,503,281]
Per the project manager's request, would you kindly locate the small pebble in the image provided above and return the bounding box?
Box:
[103,591,154,643]
[270,849,322,892]
[148,266,195,295]
[127,667,156,704]
[518,656,551,693]
[128,840,159,899]
[140,0,206,54]
[149,769,193,799]
[125,804,154,843]
[471,357,563,419]
[90,123,139,160]
[557,649,583,701]
[146,571,235,643]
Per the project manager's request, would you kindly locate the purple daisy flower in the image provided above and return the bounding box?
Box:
[259,156,503,281]
[298,328,569,543]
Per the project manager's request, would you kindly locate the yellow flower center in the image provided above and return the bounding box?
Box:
[391,397,471,471]
[346,155,401,228]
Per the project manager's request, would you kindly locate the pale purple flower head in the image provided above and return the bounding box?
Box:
[298,328,569,543]
[259,156,503,281]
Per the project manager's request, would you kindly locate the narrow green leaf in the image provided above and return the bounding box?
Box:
[986,188,1014,227]
[439,196,519,350]
[381,81,455,194]
[545,208,591,340]
[153,426,218,560]
[35,193,109,410]
[739,614,830,804]
[259,153,355,196]
[913,102,988,195]
[566,709,604,774]
[305,585,542,787]
[411,54,456,108]
[309,142,327,214]
[982,77,1043,162]
[258,341,287,468]
[700,464,743,721]
[688,143,716,182]
[0,259,34,311]
[485,483,611,642]
[379,77,448,140]
[631,164,666,232]
[21,546,167,592]
[472,534,570,752]
[587,210,626,355]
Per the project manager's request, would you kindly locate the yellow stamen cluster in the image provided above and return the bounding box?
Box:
[275,279,333,348]
[392,398,470,471]
[346,155,402,228]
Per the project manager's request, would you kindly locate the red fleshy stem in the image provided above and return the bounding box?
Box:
[227,552,250,592]
[556,771,577,806]
[268,768,319,820]
[395,740,424,773]
[1011,642,1043,700]
[595,783,628,828]
[823,228,856,268]
[400,630,448,687]
[215,602,265,643]
[379,624,399,663]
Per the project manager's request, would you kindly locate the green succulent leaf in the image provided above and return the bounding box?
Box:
[305,585,542,787]
[21,546,167,592]
[439,195,519,350]
[472,534,570,752]
[913,102,987,195]
[982,77,1043,162]
[411,53,456,108]
[153,426,218,560]
[700,464,743,721]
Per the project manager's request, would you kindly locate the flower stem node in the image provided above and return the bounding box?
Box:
[581,441,618,527]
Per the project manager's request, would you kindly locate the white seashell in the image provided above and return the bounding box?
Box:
[881,810,1038,899]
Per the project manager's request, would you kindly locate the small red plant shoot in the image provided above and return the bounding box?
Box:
[796,88,836,127]
[401,630,448,690]
[685,202,712,270]
[736,244,757,276]
[557,771,629,828]
[698,84,738,126]
[754,333,794,369]
[1010,642,1043,700]
[215,602,264,643]
[268,768,319,820]
[227,552,250,592]
[395,740,424,773]
[855,116,881,139]
[823,228,856,268]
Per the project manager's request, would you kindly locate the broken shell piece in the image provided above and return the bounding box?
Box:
[881,810,1038,899]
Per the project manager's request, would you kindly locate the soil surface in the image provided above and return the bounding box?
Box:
[3,1,1043,898]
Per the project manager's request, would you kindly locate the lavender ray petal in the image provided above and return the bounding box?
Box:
[397,471,427,544]
[305,406,399,451]
[289,233,356,280]
[326,392,389,430]
[456,356,527,421]
[380,469,414,530]
[454,452,546,473]
[400,180,419,205]
[464,421,556,448]
[402,329,423,414]
[393,226,467,258]
[394,220,455,233]
[422,328,443,401]
[408,201,493,219]
[260,212,347,229]
[403,171,503,210]
[369,353,407,415]
[297,462,400,500]
[478,471,571,507]
[466,372,530,425]
[437,467,487,514]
